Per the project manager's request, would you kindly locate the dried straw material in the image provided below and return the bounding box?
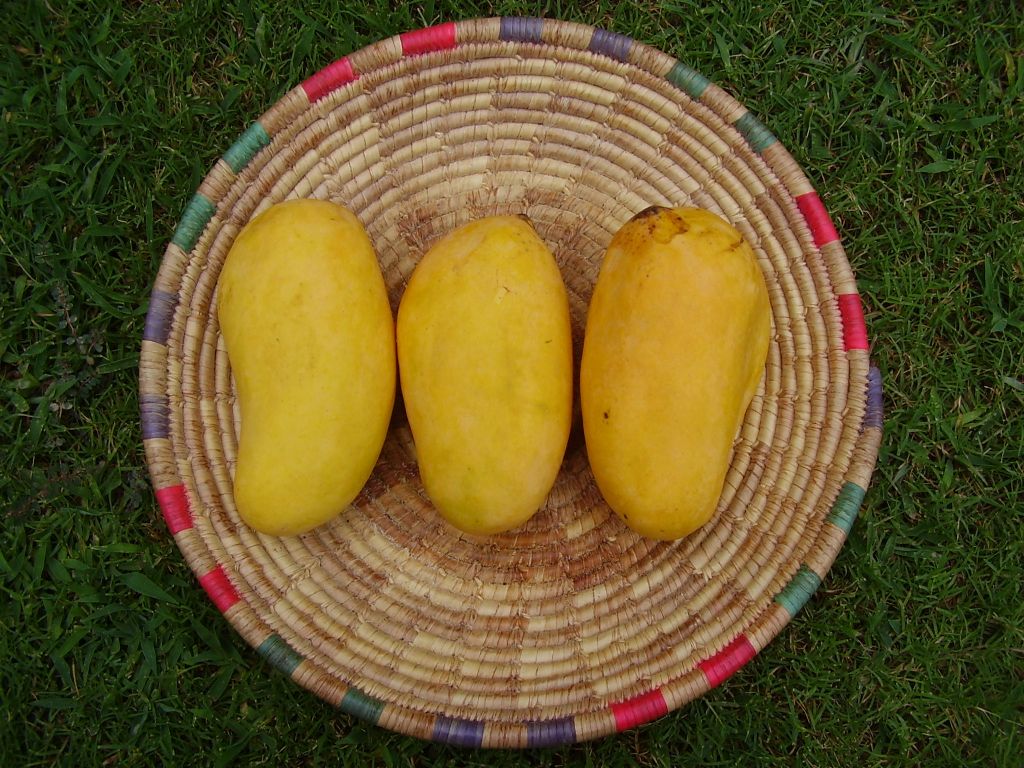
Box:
[139,18,883,748]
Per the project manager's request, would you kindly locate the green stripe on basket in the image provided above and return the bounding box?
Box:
[170,192,215,252]
[257,633,303,677]
[223,122,271,173]
[734,111,778,153]
[666,61,711,100]
[340,687,386,723]
[827,481,866,535]
[775,564,822,617]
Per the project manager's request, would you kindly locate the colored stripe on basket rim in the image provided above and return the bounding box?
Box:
[698,634,757,688]
[499,16,544,44]
[155,483,192,534]
[199,563,241,613]
[432,714,485,747]
[140,393,170,440]
[301,56,358,102]
[400,21,457,56]
[589,27,633,62]
[340,686,386,723]
[526,716,577,747]
[222,121,271,174]
[258,633,304,676]
[665,59,712,100]
[142,288,177,345]
[795,191,840,247]
[610,688,668,731]
[838,293,870,351]
[865,366,884,429]
[826,481,866,535]
[170,192,215,253]
[775,564,822,617]
[734,111,778,153]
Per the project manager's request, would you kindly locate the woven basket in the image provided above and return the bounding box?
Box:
[139,18,883,748]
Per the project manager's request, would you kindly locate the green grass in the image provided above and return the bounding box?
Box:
[2,0,1022,765]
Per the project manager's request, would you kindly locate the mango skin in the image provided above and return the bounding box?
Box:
[217,199,396,536]
[580,206,771,541]
[396,215,573,535]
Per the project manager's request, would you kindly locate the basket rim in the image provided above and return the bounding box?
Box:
[139,15,883,749]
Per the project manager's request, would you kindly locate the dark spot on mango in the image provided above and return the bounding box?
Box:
[603,410,610,420]
[629,205,667,223]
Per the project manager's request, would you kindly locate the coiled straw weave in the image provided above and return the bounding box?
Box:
[140,18,883,747]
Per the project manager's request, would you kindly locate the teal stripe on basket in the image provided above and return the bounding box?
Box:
[827,482,866,535]
[666,61,711,100]
[340,687,385,723]
[734,111,778,153]
[257,634,303,677]
[223,122,271,174]
[170,192,215,253]
[775,564,822,617]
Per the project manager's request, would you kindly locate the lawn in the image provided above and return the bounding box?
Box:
[2,0,1022,766]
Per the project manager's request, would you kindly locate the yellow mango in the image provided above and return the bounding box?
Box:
[217,199,395,536]
[580,206,771,540]
[396,215,573,535]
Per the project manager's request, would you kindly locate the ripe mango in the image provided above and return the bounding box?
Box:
[580,206,771,540]
[217,199,395,536]
[396,215,573,535]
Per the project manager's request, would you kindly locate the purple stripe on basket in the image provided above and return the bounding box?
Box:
[143,289,177,344]
[526,716,577,747]
[499,16,544,44]
[865,366,883,430]
[588,28,633,62]
[140,393,170,439]
[432,715,484,747]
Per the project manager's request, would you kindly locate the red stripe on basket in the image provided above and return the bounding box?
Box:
[155,484,193,534]
[609,688,668,731]
[301,57,357,102]
[199,564,241,613]
[400,22,457,56]
[838,293,869,350]
[795,191,840,247]
[698,635,756,688]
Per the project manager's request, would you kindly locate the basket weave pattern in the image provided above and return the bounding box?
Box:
[139,18,883,748]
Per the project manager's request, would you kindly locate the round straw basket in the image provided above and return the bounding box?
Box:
[139,17,883,748]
